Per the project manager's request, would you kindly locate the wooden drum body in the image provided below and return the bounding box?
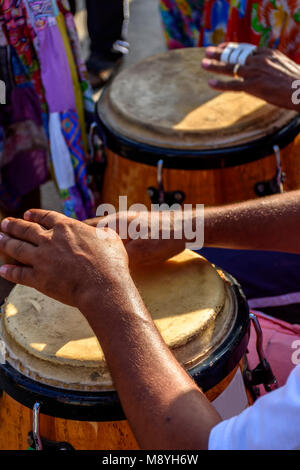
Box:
[97,48,300,208]
[0,251,251,450]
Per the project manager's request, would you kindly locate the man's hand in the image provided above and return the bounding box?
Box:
[202,44,300,111]
[0,209,129,310]
[85,211,186,267]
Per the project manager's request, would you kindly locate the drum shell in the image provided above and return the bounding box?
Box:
[101,132,300,208]
[0,359,250,450]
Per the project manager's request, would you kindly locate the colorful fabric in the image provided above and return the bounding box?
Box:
[0,1,95,220]
[60,109,94,218]
[0,80,48,207]
[56,11,87,151]
[160,1,300,63]
[198,0,300,63]
[49,111,75,190]
[63,10,94,117]
[1,1,47,108]
[37,20,76,112]
[159,0,204,48]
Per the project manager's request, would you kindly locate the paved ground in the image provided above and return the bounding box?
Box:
[41,0,166,213]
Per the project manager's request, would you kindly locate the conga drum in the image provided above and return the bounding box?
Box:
[97,48,300,208]
[0,250,258,450]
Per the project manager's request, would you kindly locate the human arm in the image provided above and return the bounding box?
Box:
[85,190,300,266]
[203,190,300,253]
[0,210,221,449]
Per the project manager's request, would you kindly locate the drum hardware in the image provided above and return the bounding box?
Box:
[87,122,106,192]
[28,403,74,451]
[244,313,278,399]
[254,145,286,197]
[147,160,185,205]
[32,402,43,450]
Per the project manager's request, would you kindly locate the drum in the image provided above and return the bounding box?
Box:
[96,48,300,208]
[0,250,252,450]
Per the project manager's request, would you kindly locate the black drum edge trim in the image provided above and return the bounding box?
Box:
[0,363,126,422]
[96,108,300,170]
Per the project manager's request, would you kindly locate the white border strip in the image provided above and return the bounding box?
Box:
[248,291,300,309]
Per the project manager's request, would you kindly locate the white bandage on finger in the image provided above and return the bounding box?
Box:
[220,42,239,64]
[228,46,244,64]
[237,44,257,65]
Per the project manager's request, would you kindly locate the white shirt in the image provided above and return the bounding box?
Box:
[209,364,300,450]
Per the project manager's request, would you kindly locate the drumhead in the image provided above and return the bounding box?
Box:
[98,48,298,151]
[1,251,231,391]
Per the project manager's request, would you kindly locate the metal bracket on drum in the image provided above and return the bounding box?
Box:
[86,122,107,192]
[28,402,74,451]
[254,145,286,197]
[147,160,185,206]
[244,313,278,400]
[147,159,185,206]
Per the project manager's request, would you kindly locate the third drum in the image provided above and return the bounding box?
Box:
[96,48,300,208]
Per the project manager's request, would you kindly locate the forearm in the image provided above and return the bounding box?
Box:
[197,191,300,254]
[80,275,220,450]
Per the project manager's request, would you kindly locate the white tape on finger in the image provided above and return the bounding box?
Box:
[220,42,239,64]
[238,44,257,65]
[229,46,244,64]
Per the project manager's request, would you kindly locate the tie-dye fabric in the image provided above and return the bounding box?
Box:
[199,0,300,63]
[159,0,204,48]
[160,0,300,63]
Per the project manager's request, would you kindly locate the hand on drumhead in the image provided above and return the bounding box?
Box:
[0,210,129,309]
[86,211,186,267]
[201,43,300,111]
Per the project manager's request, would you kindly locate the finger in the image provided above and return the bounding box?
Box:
[24,209,68,229]
[1,218,45,245]
[202,58,248,78]
[208,78,246,92]
[0,264,35,286]
[83,217,100,228]
[205,44,227,61]
[0,233,36,265]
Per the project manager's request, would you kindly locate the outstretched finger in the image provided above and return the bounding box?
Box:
[202,58,248,78]
[205,44,227,61]
[0,233,36,265]
[1,218,45,245]
[24,209,69,229]
[0,264,35,286]
[208,78,246,92]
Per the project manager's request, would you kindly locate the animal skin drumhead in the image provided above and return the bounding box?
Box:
[1,250,233,390]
